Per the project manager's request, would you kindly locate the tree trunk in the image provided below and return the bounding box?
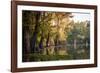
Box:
[25,31,30,61]
[22,27,30,62]
[54,17,60,54]
[54,35,59,54]
[74,39,77,49]
[39,33,44,53]
[31,12,41,53]
[46,32,50,47]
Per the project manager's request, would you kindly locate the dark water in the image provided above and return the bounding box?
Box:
[23,44,90,62]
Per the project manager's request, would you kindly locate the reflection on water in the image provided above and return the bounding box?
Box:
[45,44,90,59]
[23,43,90,62]
[66,44,90,59]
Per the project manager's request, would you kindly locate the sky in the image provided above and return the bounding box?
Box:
[71,13,90,22]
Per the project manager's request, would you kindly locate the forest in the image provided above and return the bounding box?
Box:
[22,10,90,62]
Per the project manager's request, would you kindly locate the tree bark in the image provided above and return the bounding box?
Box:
[39,32,44,53]
[74,39,77,49]
[25,31,30,61]
[31,12,41,53]
[46,32,50,47]
[22,27,30,62]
